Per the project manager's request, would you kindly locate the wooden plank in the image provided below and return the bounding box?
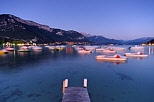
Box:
[62,87,90,102]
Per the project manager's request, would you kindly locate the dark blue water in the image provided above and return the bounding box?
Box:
[0,45,154,102]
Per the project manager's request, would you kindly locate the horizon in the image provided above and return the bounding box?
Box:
[1,0,154,40]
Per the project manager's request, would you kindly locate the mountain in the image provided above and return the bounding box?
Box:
[80,32,154,45]
[80,32,123,44]
[0,14,90,43]
[123,37,154,44]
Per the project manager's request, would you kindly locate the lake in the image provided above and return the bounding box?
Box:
[0,45,154,102]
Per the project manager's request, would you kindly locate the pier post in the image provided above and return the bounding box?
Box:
[84,78,87,88]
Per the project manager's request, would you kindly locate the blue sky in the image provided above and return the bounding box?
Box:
[1,0,154,40]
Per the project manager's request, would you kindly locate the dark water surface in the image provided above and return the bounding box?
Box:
[0,45,154,102]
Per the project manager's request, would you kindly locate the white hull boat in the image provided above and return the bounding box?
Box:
[109,47,125,51]
[129,45,144,50]
[103,50,116,53]
[32,46,42,50]
[96,48,105,51]
[124,52,148,57]
[96,54,127,61]
[78,50,92,53]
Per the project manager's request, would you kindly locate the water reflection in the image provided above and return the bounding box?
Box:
[66,47,73,54]
[96,59,127,65]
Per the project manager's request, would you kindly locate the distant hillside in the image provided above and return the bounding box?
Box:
[80,32,123,44]
[124,37,154,44]
[0,14,90,43]
[147,39,154,44]
[81,32,154,45]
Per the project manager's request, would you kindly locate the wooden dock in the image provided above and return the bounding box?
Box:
[62,79,91,102]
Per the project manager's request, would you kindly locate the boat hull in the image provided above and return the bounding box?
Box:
[96,55,127,61]
[124,53,148,57]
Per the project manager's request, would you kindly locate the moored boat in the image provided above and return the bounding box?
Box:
[129,45,144,50]
[103,49,116,53]
[78,49,92,53]
[5,47,14,51]
[96,54,127,61]
[50,48,59,51]
[0,49,9,54]
[124,52,148,57]
[17,46,31,52]
[108,47,125,51]
[32,46,42,50]
[96,48,105,51]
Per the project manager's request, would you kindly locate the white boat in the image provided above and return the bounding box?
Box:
[28,46,35,48]
[84,46,99,50]
[103,50,116,53]
[129,45,144,50]
[32,46,42,50]
[5,47,14,51]
[96,54,127,61]
[21,46,28,49]
[109,47,125,51]
[45,45,50,47]
[75,47,85,50]
[96,48,105,51]
[72,45,77,47]
[17,46,30,52]
[124,52,148,57]
[78,50,92,53]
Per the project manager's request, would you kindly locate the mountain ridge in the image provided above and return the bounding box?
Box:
[0,14,90,43]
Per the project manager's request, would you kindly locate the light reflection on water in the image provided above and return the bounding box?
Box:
[0,45,154,102]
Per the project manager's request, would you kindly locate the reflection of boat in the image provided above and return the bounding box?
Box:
[124,52,148,57]
[129,45,144,50]
[96,54,127,61]
[0,49,9,54]
[96,59,127,64]
[103,50,116,53]
[5,47,14,51]
[78,50,92,53]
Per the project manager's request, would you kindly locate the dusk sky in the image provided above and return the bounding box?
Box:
[1,0,154,40]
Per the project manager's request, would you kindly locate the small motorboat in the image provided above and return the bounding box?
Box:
[5,47,14,51]
[108,47,125,51]
[84,46,99,50]
[103,49,116,53]
[96,54,127,61]
[129,45,144,50]
[17,47,31,52]
[75,47,85,50]
[96,48,105,51]
[0,49,9,54]
[124,52,148,57]
[78,49,92,53]
[28,46,35,48]
[55,46,64,50]
[49,47,59,51]
[32,46,42,50]
[50,48,59,51]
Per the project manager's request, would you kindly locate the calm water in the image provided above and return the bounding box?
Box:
[0,45,154,102]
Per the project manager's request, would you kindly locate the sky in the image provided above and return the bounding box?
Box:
[1,0,154,40]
